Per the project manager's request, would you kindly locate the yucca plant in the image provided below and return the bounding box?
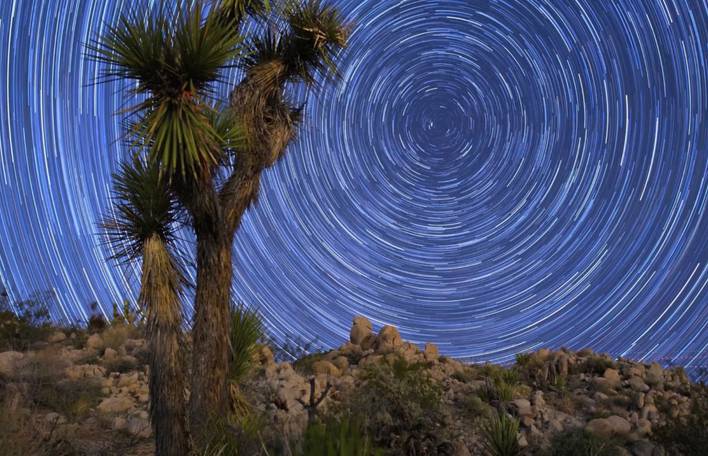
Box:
[480,412,520,456]
[228,304,264,384]
[92,0,351,449]
[102,159,190,456]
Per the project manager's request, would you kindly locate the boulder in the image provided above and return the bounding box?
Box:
[126,416,151,438]
[586,418,614,438]
[117,372,140,388]
[645,363,664,386]
[332,356,349,371]
[636,418,652,436]
[424,343,439,357]
[349,316,373,346]
[630,376,650,392]
[606,415,632,436]
[257,345,275,366]
[586,416,631,438]
[375,325,403,352]
[603,368,622,388]
[311,360,340,377]
[97,396,135,414]
[512,399,533,417]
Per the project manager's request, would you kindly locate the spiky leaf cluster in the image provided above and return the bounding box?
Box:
[102,159,178,262]
[88,2,244,177]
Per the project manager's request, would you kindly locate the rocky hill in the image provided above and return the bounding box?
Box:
[0,315,705,455]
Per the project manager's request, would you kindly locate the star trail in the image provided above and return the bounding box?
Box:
[0,1,706,378]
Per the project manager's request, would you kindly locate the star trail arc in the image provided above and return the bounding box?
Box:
[0,0,706,378]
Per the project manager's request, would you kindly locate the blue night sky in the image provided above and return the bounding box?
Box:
[0,1,706,377]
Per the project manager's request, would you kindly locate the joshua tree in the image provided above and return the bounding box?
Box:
[93,0,350,448]
[103,160,190,455]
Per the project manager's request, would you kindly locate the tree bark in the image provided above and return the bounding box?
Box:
[189,228,233,445]
[142,236,190,456]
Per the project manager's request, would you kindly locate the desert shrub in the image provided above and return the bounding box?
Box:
[479,378,514,404]
[111,300,143,326]
[462,394,494,421]
[515,353,531,366]
[450,366,477,383]
[300,417,383,456]
[653,389,708,456]
[543,428,620,456]
[480,411,520,456]
[102,324,139,351]
[0,292,53,350]
[228,305,264,384]
[102,355,138,374]
[19,350,103,419]
[0,400,59,456]
[344,356,446,454]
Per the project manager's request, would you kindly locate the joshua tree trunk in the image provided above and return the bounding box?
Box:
[141,235,190,456]
[189,228,234,442]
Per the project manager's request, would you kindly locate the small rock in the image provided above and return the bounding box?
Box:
[531,390,545,408]
[103,347,118,360]
[45,412,66,425]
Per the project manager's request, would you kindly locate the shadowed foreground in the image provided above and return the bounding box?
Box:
[0,312,705,456]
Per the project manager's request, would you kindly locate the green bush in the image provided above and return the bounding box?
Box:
[480,412,520,456]
[300,418,383,456]
[345,356,445,454]
[544,428,620,456]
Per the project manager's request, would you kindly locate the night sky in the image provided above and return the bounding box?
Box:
[0,1,706,377]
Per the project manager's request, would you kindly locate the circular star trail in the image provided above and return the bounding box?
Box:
[0,1,706,378]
